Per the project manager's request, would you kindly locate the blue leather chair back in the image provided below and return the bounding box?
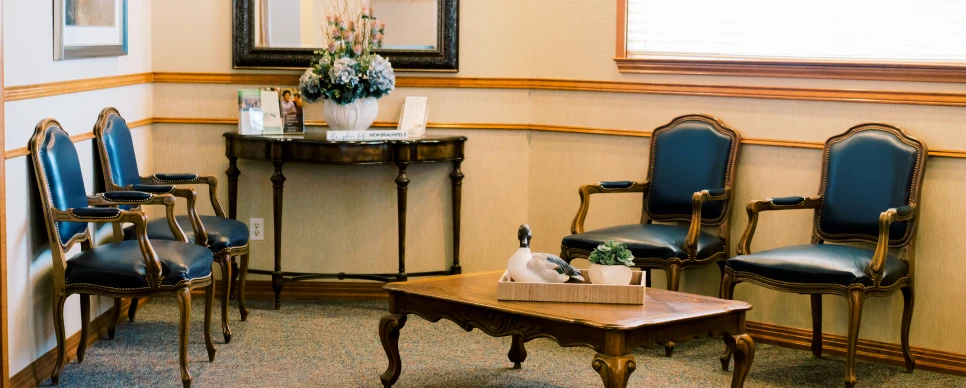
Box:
[817,125,926,244]
[35,123,90,245]
[99,112,141,188]
[644,115,739,224]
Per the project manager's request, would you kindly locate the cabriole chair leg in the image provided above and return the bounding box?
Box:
[844,289,865,388]
[901,286,916,372]
[109,298,122,339]
[811,294,823,358]
[238,252,251,321]
[218,254,233,343]
[204,278,217,362]
[51,293,68,385]
[176,288,193,388]
[77,294,90,363]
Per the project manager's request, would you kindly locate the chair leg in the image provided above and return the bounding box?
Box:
[218,254,233,343]
[51,293,68,385]
[719,269,737,371]
[204,279,217,362]
[666,263,681,291]
[176,287,193,388]
[77,294,90,363]
[238,253,251,321]
[811,294,823,358]
[128,298,139,322]
[108,298,123,340]
[901,286,916,372]
[844,289,865,388]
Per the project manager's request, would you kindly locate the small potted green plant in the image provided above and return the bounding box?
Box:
[587,240,635,285]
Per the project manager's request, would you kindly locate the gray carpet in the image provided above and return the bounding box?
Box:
[49,298,966,387]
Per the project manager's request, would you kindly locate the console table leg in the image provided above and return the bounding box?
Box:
[271,161,286,309]
[226,156,239,220]
[449,160,464,275]
[379,313,408,387]
[395,162,410,282]
[724,333,755,388]
[592,353,636,388]
[508,334,527,369]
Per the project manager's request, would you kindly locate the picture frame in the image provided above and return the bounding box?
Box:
[54,0,128,60]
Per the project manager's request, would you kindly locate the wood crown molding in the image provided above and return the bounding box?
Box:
[3,72,153,101]
[6,118,966,160]
[10,299,137,388]
[6,71,966,107]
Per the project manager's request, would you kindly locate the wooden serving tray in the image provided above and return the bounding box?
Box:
[497,269,645,305]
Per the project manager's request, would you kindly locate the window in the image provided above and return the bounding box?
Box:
[616,0,966,82]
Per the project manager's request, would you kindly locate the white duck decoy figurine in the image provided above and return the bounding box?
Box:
[508,225,585,283]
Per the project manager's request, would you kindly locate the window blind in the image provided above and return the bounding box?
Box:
[626,0,966,63]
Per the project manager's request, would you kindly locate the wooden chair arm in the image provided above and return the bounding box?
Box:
[570,181,650,234]
[683,187,731,258]
[142,174,227,218]
[869,205,916,286]
[52,208,163,287]
[88,192,188,243]
[735,196,823,256]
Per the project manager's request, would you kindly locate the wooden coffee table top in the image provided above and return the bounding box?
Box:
[384,271,751,330]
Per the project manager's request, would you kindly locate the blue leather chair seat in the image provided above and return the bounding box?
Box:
[124,215,250,252]
[562,224,724,261]
[725,244,908,287]
[66,240,213,289]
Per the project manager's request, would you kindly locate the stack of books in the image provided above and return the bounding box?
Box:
[325,130,410,141]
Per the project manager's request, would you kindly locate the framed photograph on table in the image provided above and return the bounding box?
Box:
[54,0,128,60]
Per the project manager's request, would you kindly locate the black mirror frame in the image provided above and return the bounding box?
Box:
[232,0,459,72]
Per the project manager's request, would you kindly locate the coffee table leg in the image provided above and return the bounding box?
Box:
[380,314,408,387]
[508,334,527,369]
[592,353,636,388]
[724,334,755,388]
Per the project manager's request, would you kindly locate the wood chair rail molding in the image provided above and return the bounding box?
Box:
[613,0,966,83]
[7,72,966,107]
[6,118,966,160]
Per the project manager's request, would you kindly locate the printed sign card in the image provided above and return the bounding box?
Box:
[278,88,305,134]
[260,88,284,134]
[397,96,429,138]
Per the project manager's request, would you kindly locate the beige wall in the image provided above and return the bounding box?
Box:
[2,0,155,377]
[150,0,966,358]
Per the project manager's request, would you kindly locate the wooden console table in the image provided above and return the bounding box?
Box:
[224,133,467,309]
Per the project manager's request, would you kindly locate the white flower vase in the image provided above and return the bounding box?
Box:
[588,264,633,285]
[324,97,379,131]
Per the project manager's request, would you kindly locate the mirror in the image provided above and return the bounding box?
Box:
[234,0,459,71]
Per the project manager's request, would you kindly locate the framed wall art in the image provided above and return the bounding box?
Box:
[54,0,128,60]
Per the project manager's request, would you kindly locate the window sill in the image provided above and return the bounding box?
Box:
[615,56,966,84]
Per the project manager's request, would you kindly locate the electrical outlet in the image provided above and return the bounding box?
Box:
[250,218,264,241]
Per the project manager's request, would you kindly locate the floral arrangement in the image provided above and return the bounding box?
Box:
[588,240,635,266]
[299,3,395,105]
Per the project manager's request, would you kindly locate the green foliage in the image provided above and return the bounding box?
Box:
[588,240,635,266]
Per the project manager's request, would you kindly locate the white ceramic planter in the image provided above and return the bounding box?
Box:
[324,97,379,131]
[587,264,633,285]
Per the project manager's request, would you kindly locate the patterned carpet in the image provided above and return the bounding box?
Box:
[48,298,966,387]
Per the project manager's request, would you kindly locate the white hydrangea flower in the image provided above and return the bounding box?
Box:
[328,57,359,86]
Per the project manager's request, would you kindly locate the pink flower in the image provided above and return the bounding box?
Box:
[353,44,363,55]
[328,42,336,52]
[361,6,370,15]
[326,15,335,23]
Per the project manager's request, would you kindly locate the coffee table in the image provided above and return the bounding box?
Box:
[379,272,755,387]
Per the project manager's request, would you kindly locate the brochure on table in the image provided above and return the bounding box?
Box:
[397,96,429,138]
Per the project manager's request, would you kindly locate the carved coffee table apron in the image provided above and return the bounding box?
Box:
[379,272,755,388]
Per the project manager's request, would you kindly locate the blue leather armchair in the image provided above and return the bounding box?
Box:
[29,119,216,387]
[93,107,251,344]
[720,123,927,387]
[561,114,742,297]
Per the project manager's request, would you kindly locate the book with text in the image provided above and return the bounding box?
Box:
[326,130,410,141]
